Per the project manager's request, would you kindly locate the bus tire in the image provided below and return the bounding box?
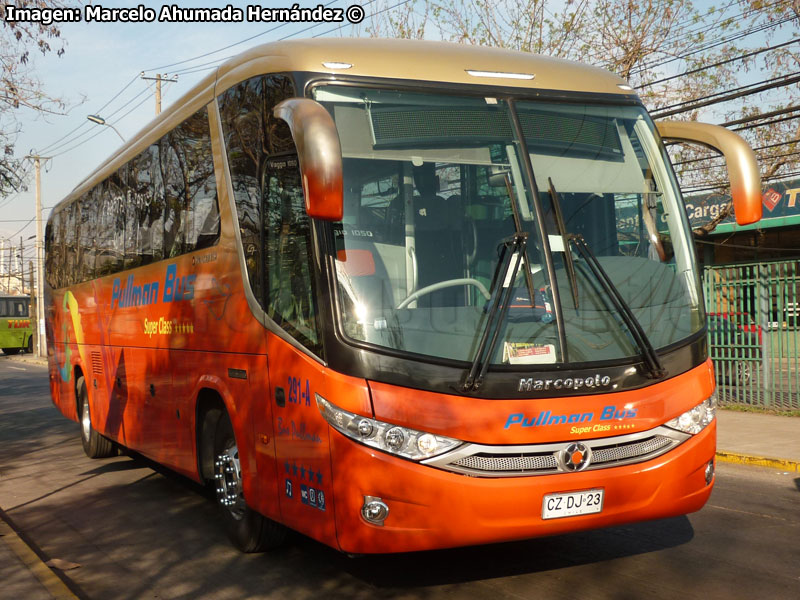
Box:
[77,376,115,459]
[26,336,33,354]
[2,348,20,355]
[213,411,287,553]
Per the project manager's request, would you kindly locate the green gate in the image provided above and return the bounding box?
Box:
[703,260,800,410]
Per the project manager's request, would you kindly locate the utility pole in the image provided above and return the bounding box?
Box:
[19,236,23,293]
[140,72,178,115]
[29,260,37,356]
[7,243,11,293]
[25,154,50,357]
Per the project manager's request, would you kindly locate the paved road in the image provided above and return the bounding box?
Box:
[1,356,799,600]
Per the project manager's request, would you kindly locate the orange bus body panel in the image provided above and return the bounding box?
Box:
[369,361,716,445]
[330,421,714,553]
[46,243,262,483]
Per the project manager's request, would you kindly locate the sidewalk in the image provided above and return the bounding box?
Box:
[716,409,800,471]
[0,514,79,600]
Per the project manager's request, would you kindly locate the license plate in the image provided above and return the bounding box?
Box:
[542,488,604,520]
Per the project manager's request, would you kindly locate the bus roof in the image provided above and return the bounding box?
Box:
[215,38,631,95]
[57,38,635,213]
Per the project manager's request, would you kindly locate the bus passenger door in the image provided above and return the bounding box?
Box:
[260,156,338,547]
[266,334,335,547]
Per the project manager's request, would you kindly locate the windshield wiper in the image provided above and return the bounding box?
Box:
[545,178,665,379]
[548,177,580,309]
[570,235,667,379]
[462,232,527,391]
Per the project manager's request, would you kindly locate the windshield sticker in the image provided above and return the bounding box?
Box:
[504,342,556,364]
[504,404,638,429]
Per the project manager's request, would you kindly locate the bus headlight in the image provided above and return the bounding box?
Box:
[664,391,717,435]
[316,394,463,460]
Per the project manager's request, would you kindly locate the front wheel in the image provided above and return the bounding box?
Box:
[213,411,286,552]
[78,376,115,458]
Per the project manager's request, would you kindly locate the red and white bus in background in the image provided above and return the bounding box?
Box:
[45,39,762,553]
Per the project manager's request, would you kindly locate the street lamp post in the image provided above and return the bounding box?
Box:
[87,115,125,142]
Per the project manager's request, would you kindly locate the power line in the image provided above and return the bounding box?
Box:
[671,138,800,167]
[641,36,800,88]
[144,0,345,73]
[631,10,796,76]
[722,104,800,127]
[652,71,800,118]
[677,150,800,175]
[732,112,800,132]
[679,168,800,194]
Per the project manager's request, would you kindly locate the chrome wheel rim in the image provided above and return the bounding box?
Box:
[81,399,92,442]
[215,442,246,520]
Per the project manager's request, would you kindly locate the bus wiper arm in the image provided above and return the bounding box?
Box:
[463,232,528,392]
[548,177,580,309]
[570,235,667,380]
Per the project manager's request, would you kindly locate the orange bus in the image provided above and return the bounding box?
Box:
[45,39,762,554]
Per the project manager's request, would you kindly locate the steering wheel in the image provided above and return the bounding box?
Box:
[396,278,491,309]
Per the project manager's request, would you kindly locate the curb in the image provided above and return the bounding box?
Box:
[0,510,81,600]
[716,450,800,472]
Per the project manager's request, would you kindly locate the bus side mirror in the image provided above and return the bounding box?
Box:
[656,121,762,226]
[274,98,343,221]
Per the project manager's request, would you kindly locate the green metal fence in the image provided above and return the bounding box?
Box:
[703,260,800,410]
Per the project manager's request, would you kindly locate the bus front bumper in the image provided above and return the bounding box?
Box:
[329,420,715,554]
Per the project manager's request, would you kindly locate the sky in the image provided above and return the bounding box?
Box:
[0,0,378,249]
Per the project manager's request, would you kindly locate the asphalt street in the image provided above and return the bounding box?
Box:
[1,357,799,599]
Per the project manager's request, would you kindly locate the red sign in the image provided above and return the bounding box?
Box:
[763,188,782,212]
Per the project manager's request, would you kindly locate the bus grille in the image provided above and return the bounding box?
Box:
[423,426,690,478]
[453,453,558,473]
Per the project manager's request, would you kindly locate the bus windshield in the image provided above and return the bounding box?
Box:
[315,85,704,368]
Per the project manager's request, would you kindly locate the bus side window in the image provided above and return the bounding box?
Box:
[46,211,63,288]
[0,300,6,317]
[95,183,115,278]
[128,144,164,267]
[218,73,296,310]
[63,203,78,287]
[264,156,323,357]
[161,107,219,257]
[78,192,97,282]
[109,169,127,274]
[162,141,185,259]
[181,110,219,252]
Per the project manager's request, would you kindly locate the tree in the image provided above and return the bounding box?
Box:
[0,1,77,195]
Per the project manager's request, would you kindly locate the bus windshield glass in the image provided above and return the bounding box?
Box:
[314,85,704,367]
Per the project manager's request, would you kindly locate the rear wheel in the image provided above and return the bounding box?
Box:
[78,376,115,458]
[26,336,33,354]
[213,411,286,552]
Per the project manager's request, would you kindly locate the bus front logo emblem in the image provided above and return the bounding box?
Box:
[559,442,592,472]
